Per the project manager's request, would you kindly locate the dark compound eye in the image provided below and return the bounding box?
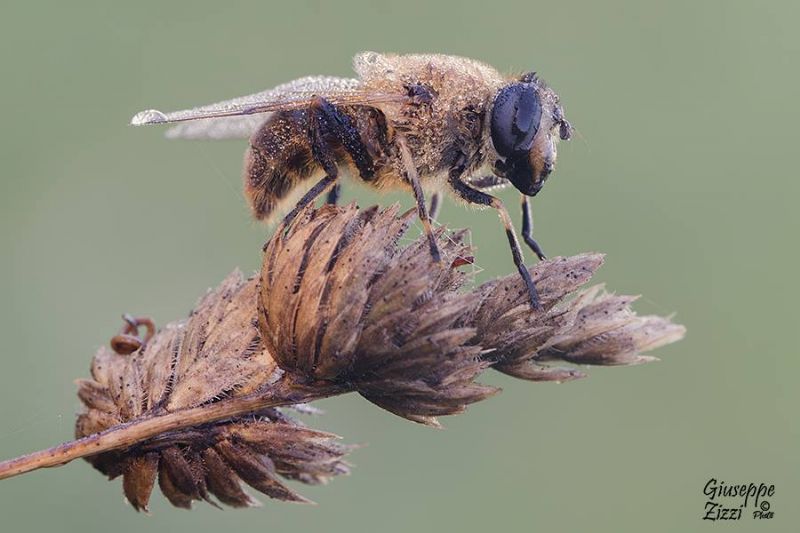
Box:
[490,83,542,158]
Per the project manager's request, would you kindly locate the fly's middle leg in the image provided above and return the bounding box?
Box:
[396,137,442,264]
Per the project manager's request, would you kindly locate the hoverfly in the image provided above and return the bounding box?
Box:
[131,52,572,309]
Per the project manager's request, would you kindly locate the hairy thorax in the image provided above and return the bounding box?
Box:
[355,53,506,182]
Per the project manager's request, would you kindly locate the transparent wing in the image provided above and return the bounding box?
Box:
[131,75,405,134]
[164,114,269,140]
[156,76,362,140]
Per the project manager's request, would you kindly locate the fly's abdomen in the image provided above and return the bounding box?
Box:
[244,110,316,221]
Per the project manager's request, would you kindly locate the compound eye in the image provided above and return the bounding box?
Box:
[490,84,542,158]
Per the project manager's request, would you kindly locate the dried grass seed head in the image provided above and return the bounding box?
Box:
[71,202,685,511]
[76,271,350,511]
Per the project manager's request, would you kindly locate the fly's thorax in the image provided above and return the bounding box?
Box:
[357,53,504,178]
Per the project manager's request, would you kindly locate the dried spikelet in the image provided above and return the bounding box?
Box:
[75,271,350,511]
[260,204,496,426]
[464,261,687,380]
[535,286,687,366]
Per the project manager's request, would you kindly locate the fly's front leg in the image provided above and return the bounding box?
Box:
[449,170,541,310]
[282,96,375,229]
[428,192,442,221]
[397,136,441,264]
[521,195,546,261]
[325,183,342,206]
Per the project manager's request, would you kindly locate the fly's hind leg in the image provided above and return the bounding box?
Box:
[281,174,337,231]
[282,96,376,230]
[521,195,546,261]
[449,170,541,310]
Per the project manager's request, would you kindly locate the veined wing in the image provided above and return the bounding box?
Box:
[164,114,268,140]
[158,76,361,140]
[131,75,405,139]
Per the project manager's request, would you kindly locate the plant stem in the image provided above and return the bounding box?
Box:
[0,377,341,481]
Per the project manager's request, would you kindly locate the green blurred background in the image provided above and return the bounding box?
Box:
[0,0,797,531]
